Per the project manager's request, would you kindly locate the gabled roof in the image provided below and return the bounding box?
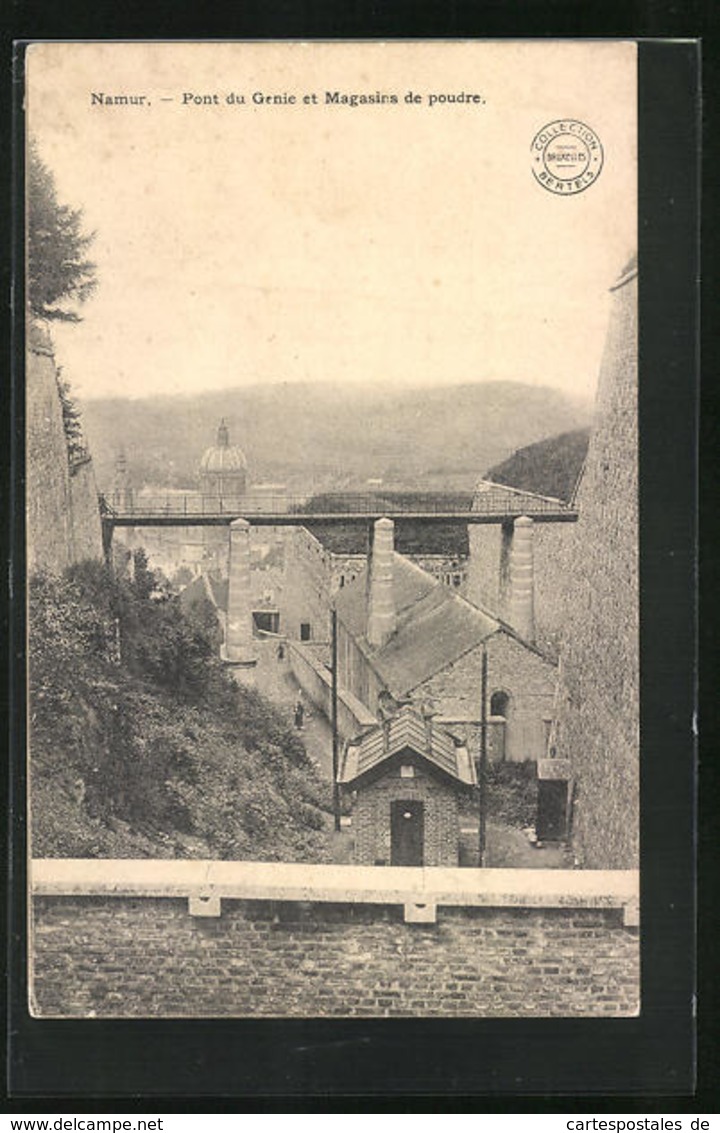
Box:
[338,706,476,787]
[335,553,501,696]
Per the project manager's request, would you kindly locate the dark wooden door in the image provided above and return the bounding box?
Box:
[536,779,568,840]
[390,800,424,866]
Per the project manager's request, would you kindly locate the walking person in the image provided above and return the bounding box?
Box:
[294,696,304,730]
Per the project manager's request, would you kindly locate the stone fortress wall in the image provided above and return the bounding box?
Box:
[26,322,103,574]
[550,260,639,869]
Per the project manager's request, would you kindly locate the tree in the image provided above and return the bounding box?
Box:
[27,138,98,322]
[55,365,87,463]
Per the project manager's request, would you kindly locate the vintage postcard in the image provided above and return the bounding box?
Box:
[25,40,639,1019]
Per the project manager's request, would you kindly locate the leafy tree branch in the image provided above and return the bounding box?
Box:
[27,137,98,323]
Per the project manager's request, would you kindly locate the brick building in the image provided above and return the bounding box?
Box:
[338,706,476,866]
[334,517,557,764]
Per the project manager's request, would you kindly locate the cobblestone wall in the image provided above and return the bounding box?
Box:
[31,896,639,1017]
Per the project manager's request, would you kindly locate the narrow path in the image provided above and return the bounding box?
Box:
[251,641,334,780]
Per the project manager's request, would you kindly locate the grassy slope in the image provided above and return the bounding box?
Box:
[29,561,331,861]
[485,428,590,502]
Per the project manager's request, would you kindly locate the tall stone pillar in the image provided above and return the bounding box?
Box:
[222,518,257,670]
[367,517,397,648]
[509,515,535,643]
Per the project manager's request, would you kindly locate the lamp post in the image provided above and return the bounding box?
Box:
[331,605,341,831]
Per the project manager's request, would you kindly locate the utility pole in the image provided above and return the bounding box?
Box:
[478,643,488,867]
[331,605,341,831]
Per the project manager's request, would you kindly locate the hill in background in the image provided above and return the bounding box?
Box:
[485,428,590,503]
[79,381,591,495]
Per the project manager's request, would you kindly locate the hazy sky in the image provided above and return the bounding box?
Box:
[27,41,636,403]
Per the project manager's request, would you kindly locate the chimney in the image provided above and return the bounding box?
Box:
[509,515,535,643]
[367,517,396,647]
[224,518,256,664]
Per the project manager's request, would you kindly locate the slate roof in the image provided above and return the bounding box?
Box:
[338,705,476,787]
[335,552,501,696]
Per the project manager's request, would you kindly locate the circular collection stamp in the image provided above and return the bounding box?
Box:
[531,120,604,195]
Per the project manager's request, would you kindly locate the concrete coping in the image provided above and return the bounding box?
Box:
[32,859,638,910]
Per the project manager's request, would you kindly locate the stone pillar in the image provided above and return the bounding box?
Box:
[367,517,397,648]
[222,518,257,669]
[509,515,535,643]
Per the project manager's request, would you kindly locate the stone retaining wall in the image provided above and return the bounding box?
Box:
[31,896,639,1018]
[288,639,377,740]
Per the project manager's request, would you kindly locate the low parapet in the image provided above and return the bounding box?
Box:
[32,858,640,926]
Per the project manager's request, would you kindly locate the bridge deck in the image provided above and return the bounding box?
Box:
[107,510,578,527]
[100,492,577,527]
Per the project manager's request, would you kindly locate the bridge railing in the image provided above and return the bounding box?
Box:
[98,491,575,519]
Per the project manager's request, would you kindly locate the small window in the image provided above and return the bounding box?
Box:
[490,691,509,718]
[253,611,279,635]
[400,764,415,778]
[300,622,312,642]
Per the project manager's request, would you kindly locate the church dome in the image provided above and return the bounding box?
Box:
[199,420,248,475]
[199,420,248,496]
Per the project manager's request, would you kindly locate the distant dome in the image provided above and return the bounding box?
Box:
[199,420,248,496]
[199,420,248,475]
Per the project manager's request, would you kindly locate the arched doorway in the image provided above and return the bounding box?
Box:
[489,690,510,761]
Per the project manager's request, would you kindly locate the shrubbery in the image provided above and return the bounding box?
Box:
[485,761,538,828]
[486,428,590,503]
[29,558,331,860]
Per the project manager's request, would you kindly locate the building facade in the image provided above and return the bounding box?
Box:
[334,517,557,765]
[338,706,476,867]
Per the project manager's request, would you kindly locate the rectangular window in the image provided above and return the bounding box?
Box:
[252,611,279,636]
[300,622,312,641]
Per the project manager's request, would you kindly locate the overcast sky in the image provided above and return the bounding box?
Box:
[27,41,636,403]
